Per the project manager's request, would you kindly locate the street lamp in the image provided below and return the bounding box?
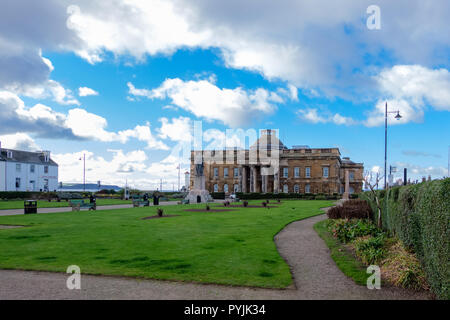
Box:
[79,153,85,192]
[384,102,402,189]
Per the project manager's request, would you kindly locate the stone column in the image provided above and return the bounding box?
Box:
[250,166,255,192]
[273,168,279,194]
[241,166,247,193]
[343,170,350,200]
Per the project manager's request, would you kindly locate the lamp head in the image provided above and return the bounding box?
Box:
[395,111,402,120]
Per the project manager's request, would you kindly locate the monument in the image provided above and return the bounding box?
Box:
[185,162,212,203]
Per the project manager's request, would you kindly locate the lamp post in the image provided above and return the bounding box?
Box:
[384,102,402,189]
[79,153,85,192]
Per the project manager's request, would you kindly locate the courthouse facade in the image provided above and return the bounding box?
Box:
[189,130,363,195]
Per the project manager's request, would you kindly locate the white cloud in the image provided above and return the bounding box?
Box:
[0,91,168,149]
[297,108,357,126]
[128,78,283,127]
[0,133,41,151]
[157,117,192,142]
[78,86,99,96]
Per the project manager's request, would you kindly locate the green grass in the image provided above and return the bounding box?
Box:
[0,199,332,288]
[0,199,132,210]
[314,219,368,286]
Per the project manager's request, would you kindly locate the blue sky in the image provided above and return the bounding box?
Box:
[0,1,449,189]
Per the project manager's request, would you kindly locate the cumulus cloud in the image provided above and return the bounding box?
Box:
[297,108,358,126]
[0,91,168,149]
[157,117,192,142]
[78,86,99,96]
[0,133,41,151]
[128,78,286,127]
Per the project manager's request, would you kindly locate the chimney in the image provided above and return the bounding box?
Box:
[42,151,50,162]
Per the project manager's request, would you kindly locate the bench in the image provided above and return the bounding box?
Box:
[69,200,96,211]
[181,199,189,204]
[132,196,150,207]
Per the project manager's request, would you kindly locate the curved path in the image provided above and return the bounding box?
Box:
[0,214,432,300]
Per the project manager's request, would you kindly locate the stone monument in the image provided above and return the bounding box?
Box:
[185,162,212,203]
[342,170,350,200]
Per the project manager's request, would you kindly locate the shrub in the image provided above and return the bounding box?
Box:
[327,199,373,220]
[210,192,225,200]
[243,201,248,207]
[223,201,230,207]
[315,195,326,200]
[328,219,382,243]
[353,234,386,265]
[360,178,450,299]
[157,208,163,217]
[205,205,210,211]
[262,201,267,207]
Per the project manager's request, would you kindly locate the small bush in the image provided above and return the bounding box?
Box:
[327,199,373,220]
[243,201,248,207]
[205,205,210,211]
[157,208,163,217]
[262,201,267,207]
[328,219,382,243]
[223,201,230,207]
[353,234,386,265]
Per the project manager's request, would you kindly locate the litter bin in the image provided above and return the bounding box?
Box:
[24,200,38,214]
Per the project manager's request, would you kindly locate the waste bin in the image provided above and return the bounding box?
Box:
[24,200,38,214]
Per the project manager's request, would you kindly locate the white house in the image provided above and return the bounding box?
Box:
[0,148,59,192]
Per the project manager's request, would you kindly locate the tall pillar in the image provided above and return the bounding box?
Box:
[273,168,279,194]
[343,170,350,200]
[250,166,255,192]
[242,166,247,193]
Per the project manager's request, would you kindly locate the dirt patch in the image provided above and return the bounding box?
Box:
[216,205,279,208]
[0,225,25,230]
[141,215,179,220]
[184,209,236,212]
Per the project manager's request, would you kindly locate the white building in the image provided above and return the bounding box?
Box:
[0,148,58,192]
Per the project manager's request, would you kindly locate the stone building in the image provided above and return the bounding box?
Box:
[189,129,363,195]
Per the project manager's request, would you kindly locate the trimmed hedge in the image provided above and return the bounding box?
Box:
[210,192,225,200]
[327,199,373,220]
[235,192,341,200]
[360,178,450,299]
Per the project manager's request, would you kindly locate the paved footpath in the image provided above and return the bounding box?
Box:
[0,201,180,216]
[0,214,432,300]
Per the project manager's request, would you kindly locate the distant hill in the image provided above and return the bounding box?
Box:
[59,183,122,191]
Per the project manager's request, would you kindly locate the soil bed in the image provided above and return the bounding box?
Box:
[217,205,279,208]
[184,209,236,212]
[141,215,179,220]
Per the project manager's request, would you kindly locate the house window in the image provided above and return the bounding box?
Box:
[234,168,239,177]
[213,184,219,192]
[214,168,218,178]
[323,167,329,178]
[224,184,229,193]
[349,172,355,181]
[234,184,239,192]
[30,164,35,173]
[224,168,229,178]
[294,184,299,193]
[294,167,300,178]
[15,178,21,189]
[283,167,289,178]
[44,179,49,192]
[283,184,289,193]
[44,166,49,174]
[16,164,21,172]
[305,184,311,193]
[305,167,311,178]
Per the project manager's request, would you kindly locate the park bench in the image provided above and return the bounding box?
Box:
[69,199,96,211]
[181,199,189,204]
[132,196,150,207]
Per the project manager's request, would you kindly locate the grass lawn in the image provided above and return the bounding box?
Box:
[0,199,132,210]
[0,199,332,288]
[314,219,368,286]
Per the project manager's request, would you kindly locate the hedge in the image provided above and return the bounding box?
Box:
[235,192,342,200]
[210,192,225,200]
[360,178,450,299]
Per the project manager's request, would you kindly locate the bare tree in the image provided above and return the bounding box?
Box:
[363,170,384,228]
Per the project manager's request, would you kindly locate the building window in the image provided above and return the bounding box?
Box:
[234,168,239,177]
[283,184,289,193]
[349,187,354,194]
[349,172,354,181]
[305,167,311,178]
[323,167,329,178]
[30,164,35,173]
[224,168,229,178]
[294,184,299,193]
[29,180,35,191]
[214,184,219,192]
[44,166,49,174]
[214,168,218,178]
[283,167,288,178]
[44,179,49,192]
[16,164,21,172]
[224,184,229,193]
[294,167,300,178]
[305,184,311,193]
[15,178,21,189]
[234,184,239,192]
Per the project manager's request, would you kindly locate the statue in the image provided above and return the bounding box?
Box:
[195,163,204,176]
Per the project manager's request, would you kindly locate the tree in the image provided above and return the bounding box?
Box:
[363,170,384,228]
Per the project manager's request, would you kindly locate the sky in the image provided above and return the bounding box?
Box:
[0,0,449,190]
